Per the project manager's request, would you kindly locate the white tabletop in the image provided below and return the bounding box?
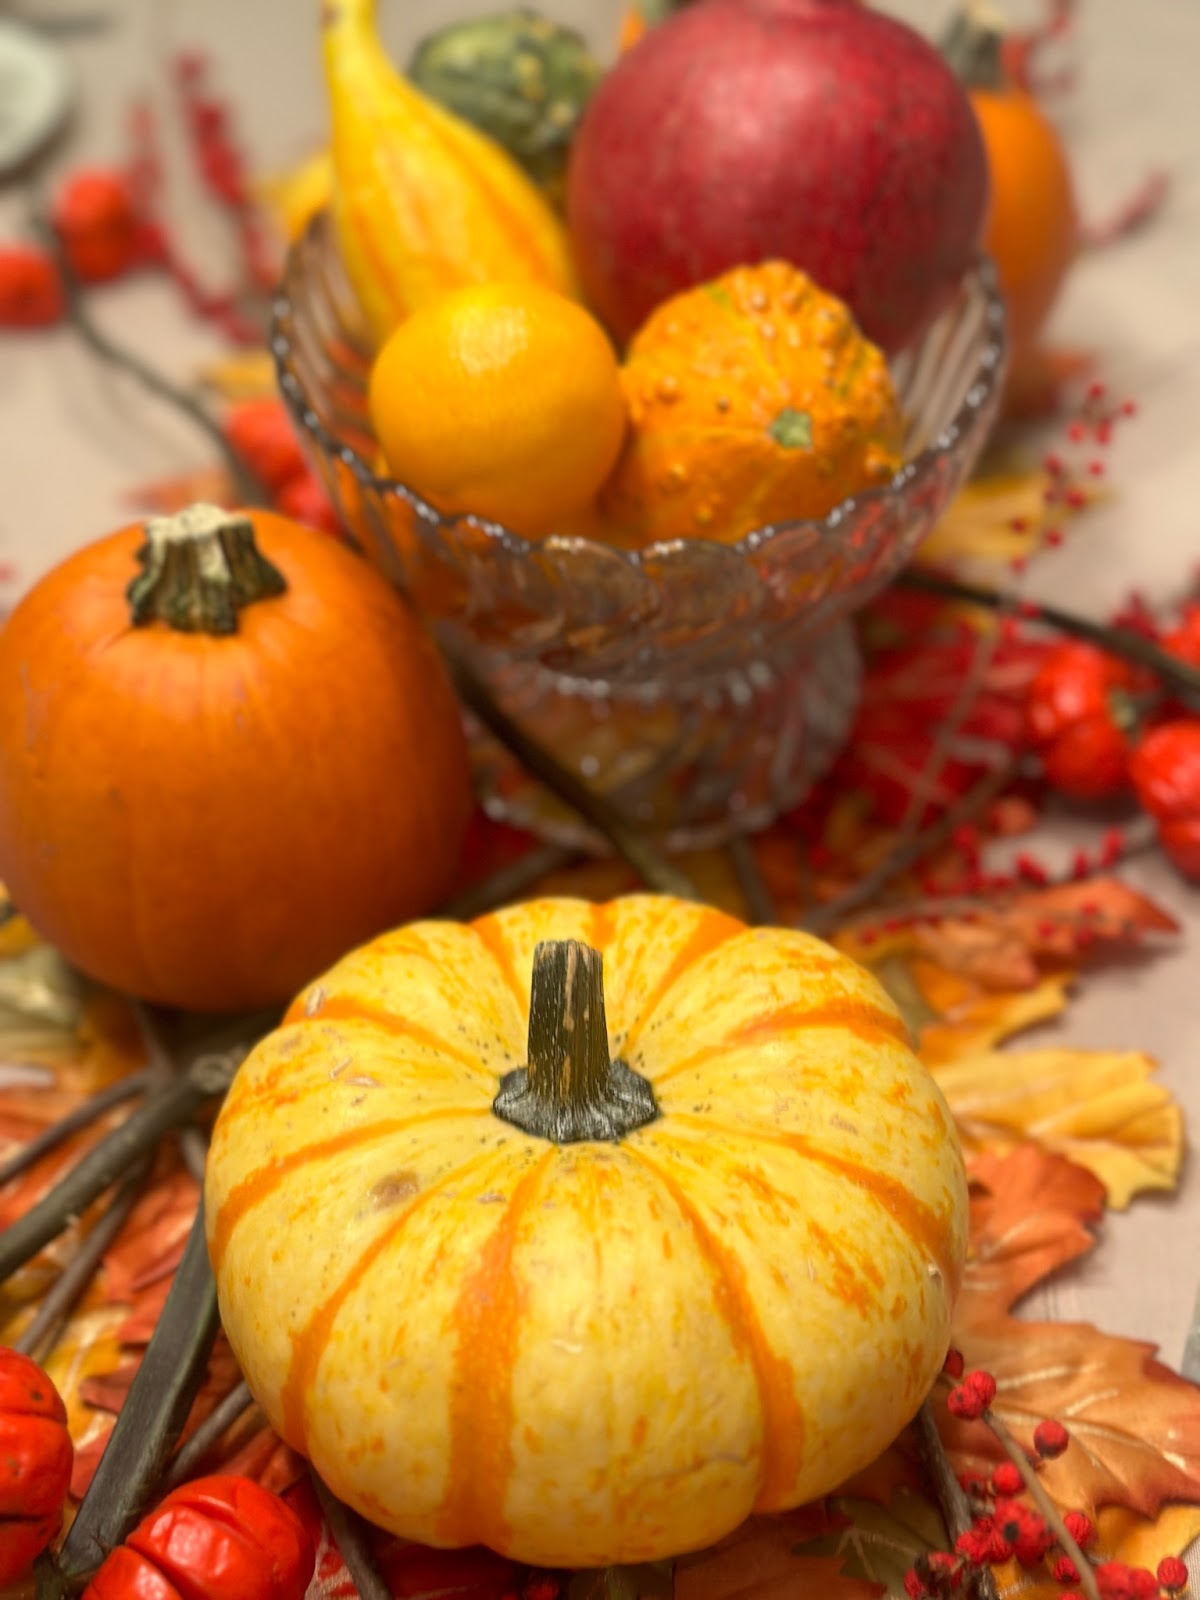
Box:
[1,0,1198,1366]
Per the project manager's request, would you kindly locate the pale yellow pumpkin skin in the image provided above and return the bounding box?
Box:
[204,895,968,1567]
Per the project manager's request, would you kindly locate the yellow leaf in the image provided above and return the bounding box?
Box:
[194,347,277,401]
[933,1047,1183,1207]
[253,147,333,242]
[920,469,1105,567]
[917,972,1070,1063]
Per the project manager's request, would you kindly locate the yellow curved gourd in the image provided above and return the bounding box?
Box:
[206,894,968,1567]
[323,0,579,343]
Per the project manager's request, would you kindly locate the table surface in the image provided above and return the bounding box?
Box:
[2,0,1198,1365]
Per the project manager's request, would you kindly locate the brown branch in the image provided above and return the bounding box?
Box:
[311,1474,392,1600]
[802,758,1020,937]
[29,210,268,508]
[901,568,1200,710]
[162,1379,256,1492]
[727,833,778,926]
[451,656,700,901]
[983,1408,1101,1600]
[0,1069,152,1187]
[13,1161,150,1362]
[914,1401,1000,1600]
[438,842,578,920]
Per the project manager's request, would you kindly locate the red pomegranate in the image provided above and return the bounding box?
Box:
[567,0,990,352]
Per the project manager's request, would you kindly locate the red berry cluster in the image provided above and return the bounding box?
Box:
[1024,605,1200,881]
[223,398,342,537]
[0,52,275,343]
[904,1357,1192,1599]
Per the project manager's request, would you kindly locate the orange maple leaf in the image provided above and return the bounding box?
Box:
[676,1506,884,1600]
[942,1144,1200,1520]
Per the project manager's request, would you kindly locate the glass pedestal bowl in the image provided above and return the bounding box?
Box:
[273,214,1006,850]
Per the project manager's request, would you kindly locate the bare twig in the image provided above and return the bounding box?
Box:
[451,656,700,901]
[162,1379,256,1492]
[29,211,267,508]
[802,758,1020,937]
[13,1161,150,1362]
[727,833,778,926]
[983,1408,1101,1600]
[311,1474,393,1600]
[902,568,1200,710]
[439,842,578,920]
[44,1204,221,1595]
[0,1052,236,1285]
[914,1401,1000,1600]
[0,1069,153,1188]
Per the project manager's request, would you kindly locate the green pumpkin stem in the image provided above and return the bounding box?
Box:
[493,940,659,1143]
[127,503,287,636]
[940,0,1008,91]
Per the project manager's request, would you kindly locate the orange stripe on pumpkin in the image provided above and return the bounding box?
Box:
[621,909,745,1056]
[670,1114,962,1299]
[276,1148,505,1452]
[298,995,483,1069]
[472,915,527,1011]
[628,1148,803,1510]
[589,900,620,952]
[437,1148,555,1549]
[209,1107,481,1274]
[644,983,887,1089]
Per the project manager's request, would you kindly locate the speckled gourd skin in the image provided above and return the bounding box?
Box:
[204,894,968,1567]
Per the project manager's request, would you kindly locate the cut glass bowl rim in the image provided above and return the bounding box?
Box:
[273,230,1008,579]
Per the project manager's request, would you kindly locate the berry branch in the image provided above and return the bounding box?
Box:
[902,568,1200,710]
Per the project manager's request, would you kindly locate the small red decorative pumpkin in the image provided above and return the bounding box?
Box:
[80,1475,315,1600]
[0,1347,74,1586]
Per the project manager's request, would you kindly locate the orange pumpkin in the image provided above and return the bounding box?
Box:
[600,262,905,547]
[945,4,1079,359]
[0,504,472,1012]
[0,1348,73,1586]
[206,893,968,1567]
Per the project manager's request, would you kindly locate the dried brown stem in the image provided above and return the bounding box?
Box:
[983,1408,1101,1600]
[162,1379,256,1492]
[311,1474,393,1600]
[727,833,778,926]
[802,758,1019,937]
[439,843,578,920]
[13,1161,149,1363]
[0,1069,152,1188]
[29,211,267,509]
[902,568,1200,710]
[451,656,700,900]
[914,1401,1000,1600]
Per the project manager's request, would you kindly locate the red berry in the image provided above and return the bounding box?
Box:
[991,1462,1024,1496]
[1025,642,1141,800]
[904,1572,929,1599]
[1157,1555,1188,1592]
[275,471,343,537]
[1163,604,1200,671]
[1130,722,1200,880]
[1063,1511,1095,1549]
[1034,1419,1070,1459]
[0,247,64,328]
[224,398,309,492]
[1053,1554,1080,1584]
[943,1348,965,1379]
[53,169,139,283]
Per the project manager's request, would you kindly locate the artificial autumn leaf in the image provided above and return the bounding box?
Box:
[568,1563,675,1600]
[943,1145,1200,1520]
[194,346,278,400]
[873,877,1178,992]
[987,1502,1200,1598]
[793,1491,946,1597]
[917,972,1070,1061]
[918,470,1061,566]
[676,1506,884,1600]
[936,1046,1182,1206]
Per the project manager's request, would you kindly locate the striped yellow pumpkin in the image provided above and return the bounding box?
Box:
[204,894,968,1567]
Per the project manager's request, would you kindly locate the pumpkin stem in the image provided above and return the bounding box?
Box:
[941,1,1008,91]
[127,503,287,635]
[492,940,659,1143]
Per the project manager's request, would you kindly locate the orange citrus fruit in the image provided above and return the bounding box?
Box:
[368,282,627,538]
